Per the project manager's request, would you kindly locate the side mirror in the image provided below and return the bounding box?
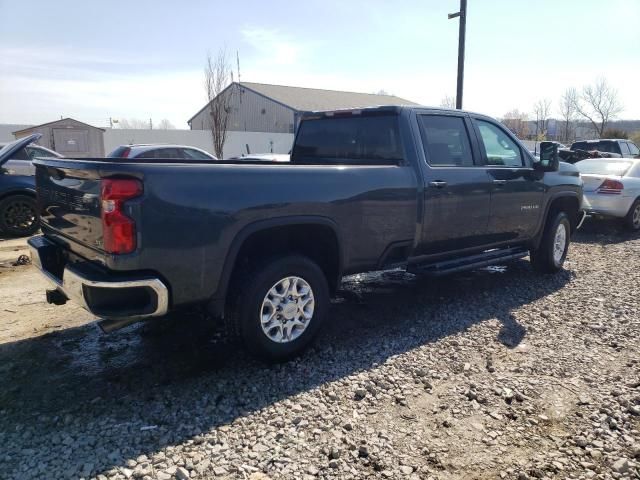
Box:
[536,141,559,172]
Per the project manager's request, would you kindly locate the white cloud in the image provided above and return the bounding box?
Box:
[0,46,204,126]
[240,27,305,66]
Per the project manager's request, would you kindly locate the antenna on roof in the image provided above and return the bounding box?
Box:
[237,50,242,105]
[236,50,241,84]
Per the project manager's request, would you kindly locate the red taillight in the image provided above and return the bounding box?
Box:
[596,179,624,195]
[121,147,130,158]
[101,178,143,254]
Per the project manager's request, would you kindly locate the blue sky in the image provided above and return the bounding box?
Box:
[1,0,638,128]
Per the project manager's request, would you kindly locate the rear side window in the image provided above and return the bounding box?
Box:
[418,115,474,166]
[137,148,181,159]
[573,141,620,154]
[476,120,523,167]
[627,142,639,156]
[292,115,403,163]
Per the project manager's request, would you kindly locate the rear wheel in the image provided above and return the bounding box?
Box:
[0,195,39,237]
[624,198,640,231]
[530,211,571,273]
[226,254,329,362]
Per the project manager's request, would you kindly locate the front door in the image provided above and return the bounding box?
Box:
[472,118,544,242]
[418,113,492,255]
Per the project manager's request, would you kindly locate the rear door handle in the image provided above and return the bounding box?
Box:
[428,181,448,189]
[492,179,507,186]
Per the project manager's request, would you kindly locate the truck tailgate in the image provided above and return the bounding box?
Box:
[36,163,104,252]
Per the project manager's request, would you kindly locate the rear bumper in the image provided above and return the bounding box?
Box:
[28,235,169,321]
[582,193,633,218]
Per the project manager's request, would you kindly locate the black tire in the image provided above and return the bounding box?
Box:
[0,194,39,237]
[530,211,571,274]
[226,254,329,362]
[624,198,640,231]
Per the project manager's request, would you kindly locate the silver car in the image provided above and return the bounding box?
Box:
[0,141,62,176]
[576,158,640,230]
[108,144,217,160]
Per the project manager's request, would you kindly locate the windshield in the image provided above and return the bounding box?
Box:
[576,159,632,176]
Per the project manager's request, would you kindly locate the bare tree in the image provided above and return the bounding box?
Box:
[572,77,623,138]
[558,88,577,143]
[533,99,552,140]
[440,95,456,109]
[157,119,176,130]
[118,118,150,129]
[502,109,529,139]
[204,49,233,159]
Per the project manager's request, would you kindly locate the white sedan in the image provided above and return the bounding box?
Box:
[576,158,640,230]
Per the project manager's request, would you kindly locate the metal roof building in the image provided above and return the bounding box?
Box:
[13,118,105,157]
[188,82,418,134]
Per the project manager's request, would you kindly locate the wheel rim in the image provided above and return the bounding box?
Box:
[2,200,36,232]
[553,222,567,265]
[260,276,315,343]
[633,204,640,228]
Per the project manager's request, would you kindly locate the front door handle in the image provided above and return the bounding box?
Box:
[493,179,507,186]
[428,181,448,189]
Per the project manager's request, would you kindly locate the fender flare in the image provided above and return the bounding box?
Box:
[532,191,582,249]
[211,215,344,317]
[0,187,37,201]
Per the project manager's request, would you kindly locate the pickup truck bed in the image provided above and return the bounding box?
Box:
[29,106,583,360]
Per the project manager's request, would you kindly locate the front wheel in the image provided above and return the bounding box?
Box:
[227,255,329,362]
[624,198,640,231]
[0,194,39,237]
[530,211,571,273]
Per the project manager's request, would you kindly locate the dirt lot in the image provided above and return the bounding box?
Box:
[0,222,638,480]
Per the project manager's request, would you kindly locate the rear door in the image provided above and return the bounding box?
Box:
[418,113,492,255]
[471,117,544,242]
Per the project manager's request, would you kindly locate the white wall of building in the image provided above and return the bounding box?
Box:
[103,129,293,159]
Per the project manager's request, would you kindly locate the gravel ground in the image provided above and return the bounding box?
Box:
[0,220,638,480]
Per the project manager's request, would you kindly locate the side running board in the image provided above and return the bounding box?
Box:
[408,247,529,276]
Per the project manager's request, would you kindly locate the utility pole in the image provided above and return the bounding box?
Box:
[448,0,467,110]
[149,118,153,130]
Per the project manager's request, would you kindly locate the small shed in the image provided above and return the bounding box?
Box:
[13,118,105,157]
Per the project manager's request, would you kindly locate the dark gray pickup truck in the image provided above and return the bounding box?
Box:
[29,106,583,360]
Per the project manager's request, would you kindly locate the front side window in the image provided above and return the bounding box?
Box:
[627,142,639,156]
[292,114,403,163]
[476,120,523,167]
[418,115,474,167]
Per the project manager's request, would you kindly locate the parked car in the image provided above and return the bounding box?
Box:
[108,144,217,160]
[29,106,583,360]
[576,157,640,230]
[0,134,46,236]
[571,139,640,158]
[0,140,63,176]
